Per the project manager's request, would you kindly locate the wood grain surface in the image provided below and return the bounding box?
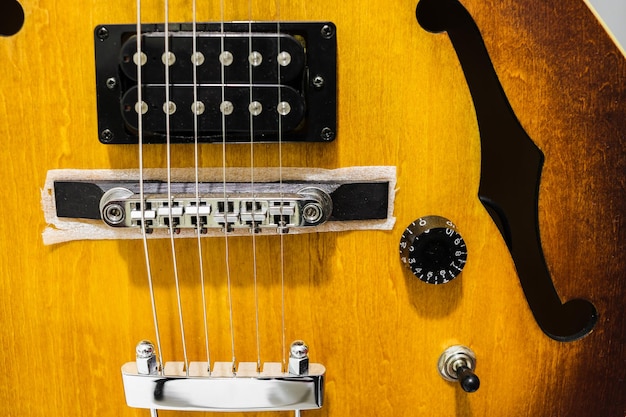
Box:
[0,0,624,416]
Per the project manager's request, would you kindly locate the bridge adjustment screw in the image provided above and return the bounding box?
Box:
[102,203,125,226]
[302,202,324,224]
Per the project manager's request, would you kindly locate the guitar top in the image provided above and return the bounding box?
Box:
[0,0,624,416]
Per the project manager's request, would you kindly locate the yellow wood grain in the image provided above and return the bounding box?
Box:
[0,0,624,416]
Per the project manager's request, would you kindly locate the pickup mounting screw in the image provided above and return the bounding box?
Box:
[312,75,325,89]
[320,24,334,39]
[106,77,117,90]
[97,27,109,41]
[100,129,114,143]
[320,127,335,141]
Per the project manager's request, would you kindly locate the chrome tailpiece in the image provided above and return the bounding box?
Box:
[122,341,325,412]
[121,362,325,412]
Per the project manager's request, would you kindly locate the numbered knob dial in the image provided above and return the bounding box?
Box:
[399,215,467,284]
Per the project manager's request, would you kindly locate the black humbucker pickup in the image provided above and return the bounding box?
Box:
[94,22,337,144]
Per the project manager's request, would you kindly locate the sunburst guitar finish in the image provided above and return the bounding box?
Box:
[0,0,624,416]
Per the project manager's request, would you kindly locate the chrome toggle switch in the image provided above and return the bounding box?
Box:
[437,345,480,393]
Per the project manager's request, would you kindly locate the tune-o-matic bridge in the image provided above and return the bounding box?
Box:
[94,22,337,144]
[42,167,396,244]
[99,184,333,233]
[52,177,391,236]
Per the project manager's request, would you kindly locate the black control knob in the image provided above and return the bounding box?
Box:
[399,215,467,284]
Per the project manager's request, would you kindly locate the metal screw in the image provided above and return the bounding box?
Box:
[220,100,234,116]
[320,24,334,39]
[97,26,109,41]
[302,202,324,224]
[135,340,158,375]
[277,220,290,235]
[100,129,114,143]
[248,51,263,67]
[248,101,263,116]
[106,77,117,90]
[312,75,325,89]
[320,127,335,141]
[277,101,291,116]
[219,51,234,67]
[277,51,292,67]
[103,203,125,226]
[191,51,205,66]
[289,340,310,376]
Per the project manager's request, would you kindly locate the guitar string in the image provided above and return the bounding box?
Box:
[220,0,237,374]
[134,0,285,377]
[248,1,263,374]
[136,0,164,371]
[138,0,288,375]
[191,0,212,372]
[163,0,190,375]
[275,1,288,372]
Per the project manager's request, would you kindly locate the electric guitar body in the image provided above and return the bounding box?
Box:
[0,0,624,416]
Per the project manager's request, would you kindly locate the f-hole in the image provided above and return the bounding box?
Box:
[0,1,25,37]
[415,0,598,342]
